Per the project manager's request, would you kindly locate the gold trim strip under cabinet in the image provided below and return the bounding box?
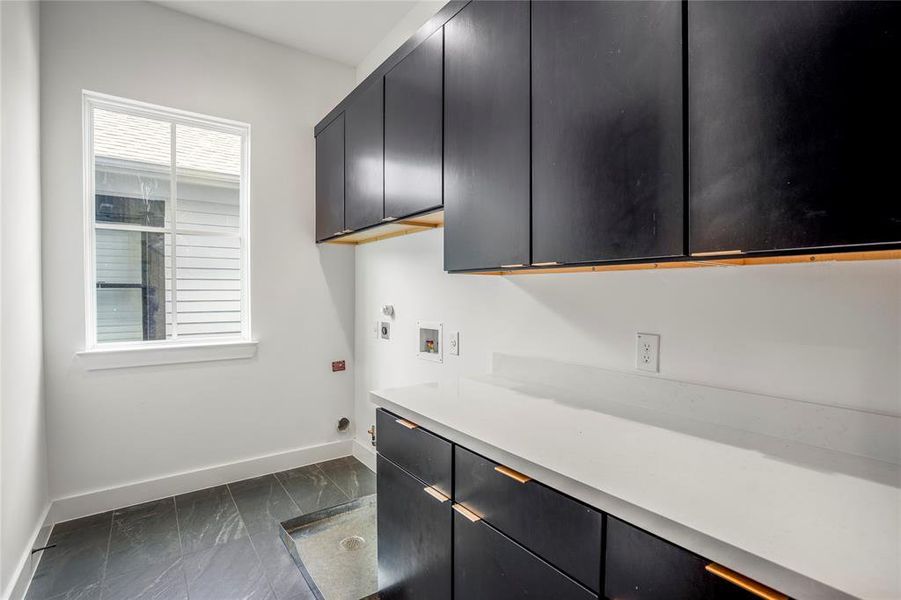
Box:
[452,504,482,523]
[423,486,449,503]
[395,418,418,430]
[705,563,788,600]
[494,465,532,484]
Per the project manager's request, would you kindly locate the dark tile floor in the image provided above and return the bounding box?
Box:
[26,456,376,600]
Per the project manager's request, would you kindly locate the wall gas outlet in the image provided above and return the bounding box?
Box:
[636,333,660,373]
[380,321,391,340]
[449,331,460,356]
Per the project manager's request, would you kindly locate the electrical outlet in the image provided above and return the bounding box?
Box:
[449,331,460,356]
[636,333,660,373]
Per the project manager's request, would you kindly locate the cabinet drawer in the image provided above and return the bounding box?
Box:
[377,454,452,600]
[605,517,784,600]
[376,408,452,496]
[454,506,596,600]
[454,446,603,593]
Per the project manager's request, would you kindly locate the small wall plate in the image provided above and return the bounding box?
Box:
[417,321,443,363]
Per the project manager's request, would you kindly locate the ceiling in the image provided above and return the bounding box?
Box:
[156,1,420,67]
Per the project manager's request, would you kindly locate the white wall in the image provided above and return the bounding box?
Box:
[1,0,50,596]
[354,229,901,452]
[41,1,356,506]
[355,0,445,84]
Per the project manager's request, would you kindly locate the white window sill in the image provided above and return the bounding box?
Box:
[76,340,258,370]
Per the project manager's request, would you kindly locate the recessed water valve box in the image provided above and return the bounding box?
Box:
[417,321,443,363]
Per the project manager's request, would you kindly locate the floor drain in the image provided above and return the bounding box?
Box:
[339,535,366,551]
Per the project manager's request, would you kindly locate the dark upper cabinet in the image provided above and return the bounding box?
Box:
[385,28,444,219]
[345,78,385,232]
[314,113,344,241]
[689,1,901,255]
[444,0,531,271]
[532,1,684,265]
[377,454,452,600]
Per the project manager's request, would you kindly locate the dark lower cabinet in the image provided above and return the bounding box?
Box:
[531,0,684,265]
[689,1,901,255]
[314,113,344,241]
[605,517,758,600]
[385,28,444,219]
[454,446,603,593]
[376,408,453,497]
[377,455,451,600]
[376,415,788,600]
[443,0,531,271]
[345,78,385,232]
[454,510,597,600]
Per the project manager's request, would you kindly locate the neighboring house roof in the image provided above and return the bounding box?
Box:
[94,108,241,176]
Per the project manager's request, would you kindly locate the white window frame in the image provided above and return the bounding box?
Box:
[79,91,255,367]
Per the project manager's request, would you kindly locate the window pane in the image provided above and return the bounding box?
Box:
[94,108,170,227]
[173,234,242,339]
[176,125,241,234]
[95,229,168,342]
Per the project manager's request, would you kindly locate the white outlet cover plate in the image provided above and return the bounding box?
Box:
[636,332,660,373]
[449,331,460,356]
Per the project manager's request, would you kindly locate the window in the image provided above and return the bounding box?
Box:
[83,92,250,350]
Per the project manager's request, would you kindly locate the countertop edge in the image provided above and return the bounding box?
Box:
[370,389,860,600]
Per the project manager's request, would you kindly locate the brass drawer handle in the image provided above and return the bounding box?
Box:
[705,564,788,600]
[494,464,531,484]
[452,503,481,523]
[395,418,418,430]
[691,249,743,257]
[423,486,449,503]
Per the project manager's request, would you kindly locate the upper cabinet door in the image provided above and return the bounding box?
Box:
[315,113,345,241]
[345,79,385,232]
[444,1,531,271]
[385,28,444,219]
[689,1,901,255]
[532,1,684,265]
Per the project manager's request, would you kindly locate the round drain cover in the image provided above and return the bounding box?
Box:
[339,535,366,551]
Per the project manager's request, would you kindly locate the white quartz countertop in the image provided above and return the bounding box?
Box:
[371,371,901,600]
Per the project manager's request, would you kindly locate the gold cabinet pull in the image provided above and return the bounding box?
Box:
[423,486,449,503]
[395,418,418,430]
[452,503,481,522]
[705,564,788,600]
[691,249,743,257]
[494,464,531,483]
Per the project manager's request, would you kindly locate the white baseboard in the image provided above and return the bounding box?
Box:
[48,439,353,525]
[3,502,52,600]
[353,439,377,471]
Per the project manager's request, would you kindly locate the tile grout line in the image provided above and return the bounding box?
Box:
[172,496,184,558]
[314,462,353,501]
[272,471,306,517]
[226,482,281,600]
[97,510,116,597]
[171,495,192,600]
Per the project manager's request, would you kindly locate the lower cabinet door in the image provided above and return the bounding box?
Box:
[377,454,452,600]
[605,517,762,600]
[454,508,597,600]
